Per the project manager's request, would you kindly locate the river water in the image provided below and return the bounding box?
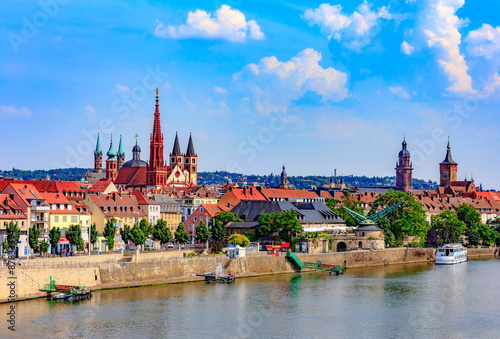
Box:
[2,259,500,338]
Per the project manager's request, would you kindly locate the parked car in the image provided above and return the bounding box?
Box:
[181,244,185,249]
[167,243,174,249]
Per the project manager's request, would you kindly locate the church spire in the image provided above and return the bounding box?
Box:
[95,133,102,155]
[118,134,124,155]
[117,134,125,170]
[107,131,117,160]
[93,133,103,173]
[171,131,182,156]
[185,132,196,157]
[147,89,167,187]
[279,162,289,189]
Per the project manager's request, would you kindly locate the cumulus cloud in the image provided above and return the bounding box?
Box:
[84,105,97,122]
[420,0,473,95]
[400,41,415,55]
[115,84,130,94]
[0,105,32,117]
[233,49,348,114]
[213,86,228,94]
[302,1,393,51]
[389,86,411,99]
[466,24,500,59]
[154,5,264,42]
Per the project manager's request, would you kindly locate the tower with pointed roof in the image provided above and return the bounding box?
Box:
[117,134,125,170]
[440,138,458,187]
[279,163,289,189]
[395,137,413,191]
[147,89,168,187]
[170,131,183,167]
[184,132,198,186]
[94,133,103,173]
[106,132,118,181]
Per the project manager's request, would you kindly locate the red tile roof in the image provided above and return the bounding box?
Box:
[0,194,25,220]
[114,167,147,188]
[259,188,320,199]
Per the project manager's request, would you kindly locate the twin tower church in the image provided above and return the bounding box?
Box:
[91,89,198,189]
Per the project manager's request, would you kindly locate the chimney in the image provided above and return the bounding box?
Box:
[4,198,8,206]
[9,194,14,201]
[243,186,247,195]
[250,187,253,195]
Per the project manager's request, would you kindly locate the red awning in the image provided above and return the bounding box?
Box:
[281,242,290,248]
[59,236,69,244]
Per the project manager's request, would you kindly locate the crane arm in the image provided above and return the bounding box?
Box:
[369,200,404,223]
[342,206,367,222]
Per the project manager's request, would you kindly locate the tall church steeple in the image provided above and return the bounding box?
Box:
[395,136,413,191]
[147,89,167,187]
[279,163,289,189]
[117,134,125,170]
[106,131,118,181]
[184,132,198,186]
[440,137,458,187]
[93,133,103,173]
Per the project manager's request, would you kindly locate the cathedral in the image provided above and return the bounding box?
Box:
[92,89,198,189]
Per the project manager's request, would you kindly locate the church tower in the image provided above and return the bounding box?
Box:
[170,132,184,168]
[440,138,458,187]
[147,89,168,187]
[184,132,198,186]
[395,137,413,191]
[106,132,118,181]
[279,163,289,189]
[94,133,103,173]
[117,134,125,170]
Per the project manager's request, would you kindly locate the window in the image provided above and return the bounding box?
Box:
[52,204,56,210]
[67,205,72,210]
[200,207,203,213]
[30,190,38,198]
[54,216,59,222]
[63,216,67,222]
[59,204,64,210]
[194,217,197,222]
[71,216,77,223]
[0,211,2,215]
[188,225,192,230]
[19,188,25,194]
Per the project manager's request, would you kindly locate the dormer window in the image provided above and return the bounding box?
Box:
[52,204,56,210]
[59,204,64,210]
[67,205,72,210]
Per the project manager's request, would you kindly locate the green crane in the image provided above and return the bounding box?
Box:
[342,200,404,228]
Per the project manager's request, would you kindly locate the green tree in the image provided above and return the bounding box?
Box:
[66,225,84,252]
[49,227,61,254]
[139,218,153,238]
[426,228,440,247]
[174,223,189,249]
[28,225,40,252]
[431,211,466,244]
[6,222,21,252]
[464,227,481,246]
[209,211,242,253]
[120,224,132,249]
[195,220,210,246]
[90,223,98,251]
[40,240,49,256]
[2,239,8,254]
[455,204,481,227]
[103,218,116,251]
[277,211,303,243]
[256,213,278,238]
[227,233,250,247]
[370,189,430,246]
[129,224,146,249]
[326,194,363,226]
[152,219,172,250]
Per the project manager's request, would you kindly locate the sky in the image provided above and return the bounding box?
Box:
[1,0,500,188]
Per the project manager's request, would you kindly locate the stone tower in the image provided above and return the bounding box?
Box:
[94,133,103,173]
[440,138,458,187]
[184,132,198,186]
[395,137,413,191]
[279,163,289,189]
[106,132,118,181]
[170,131,183,168]
[146,89,168,187]
[117,134,125,170]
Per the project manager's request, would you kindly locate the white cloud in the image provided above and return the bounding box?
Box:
[400,41,415,55]
[154,5,264,42]
[84,105,96,122]
[302,1,393,51]
[213,86,228,94]
[52,36,62,42]
[466,24,500,59]
[0,105,32,117]
[115,84,130,94]
[388,86,411,99]
[420,0,473,95]
[315,113,394,142]
[233,49,348,114]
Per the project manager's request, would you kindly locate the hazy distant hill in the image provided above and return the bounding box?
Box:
[0,168,437,190]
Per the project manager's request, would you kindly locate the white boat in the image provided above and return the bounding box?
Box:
[435,244,468,265]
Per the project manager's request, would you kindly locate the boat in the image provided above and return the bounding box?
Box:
[40,277,93,300]
[435,244,468,265]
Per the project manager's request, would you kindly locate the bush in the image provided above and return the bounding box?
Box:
[227,234,250,247]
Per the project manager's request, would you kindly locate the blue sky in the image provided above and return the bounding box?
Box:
[2,0,500,188]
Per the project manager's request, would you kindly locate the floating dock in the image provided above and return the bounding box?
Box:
[197,263,235,284]
[39,277,92,300]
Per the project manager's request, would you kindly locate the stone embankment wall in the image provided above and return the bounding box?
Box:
[1,247,497,302]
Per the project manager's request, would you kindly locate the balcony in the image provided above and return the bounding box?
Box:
[31,216,49,222]
[31,205,50,212]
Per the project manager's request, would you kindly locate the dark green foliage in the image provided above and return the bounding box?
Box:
[455,204,481,228]
[139,218,153,237]
[90,223,99,246]
[195,220,210,243]
[174,223,189,244]
[426,228,439,247]
[209,211,242,253]
[103,218,116,251]
[152,219,172,247]
[28,225,40,251]
[256,211,303,242]
[2,240,8,253]
[40,240,49,254]
[6,222,21,251]
[129,224,146,248]
[370,190,430,246]
[120,224,131,246]
[0,168,91,181]
[326,195,364,226]
[66,225,84,252]
[49,227,61,253]
[431,211,466,244]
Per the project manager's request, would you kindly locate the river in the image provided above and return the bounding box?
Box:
[2,259,500,338]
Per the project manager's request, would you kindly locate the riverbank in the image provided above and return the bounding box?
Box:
[1,247,497,303]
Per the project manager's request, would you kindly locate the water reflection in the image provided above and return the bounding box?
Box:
[2,260,500,338]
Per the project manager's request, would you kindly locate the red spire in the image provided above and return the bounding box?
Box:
[147,88,167,186]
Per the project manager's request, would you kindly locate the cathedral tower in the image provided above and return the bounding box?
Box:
[395,137,413,191]
[106,132,118,181]
[184,132,198,186]
[440,138,458,187]
[94,133,103,173]
[279,163,289,189]
[117,134,125,170]
[146,89,168,187]
[170,131,183,167]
